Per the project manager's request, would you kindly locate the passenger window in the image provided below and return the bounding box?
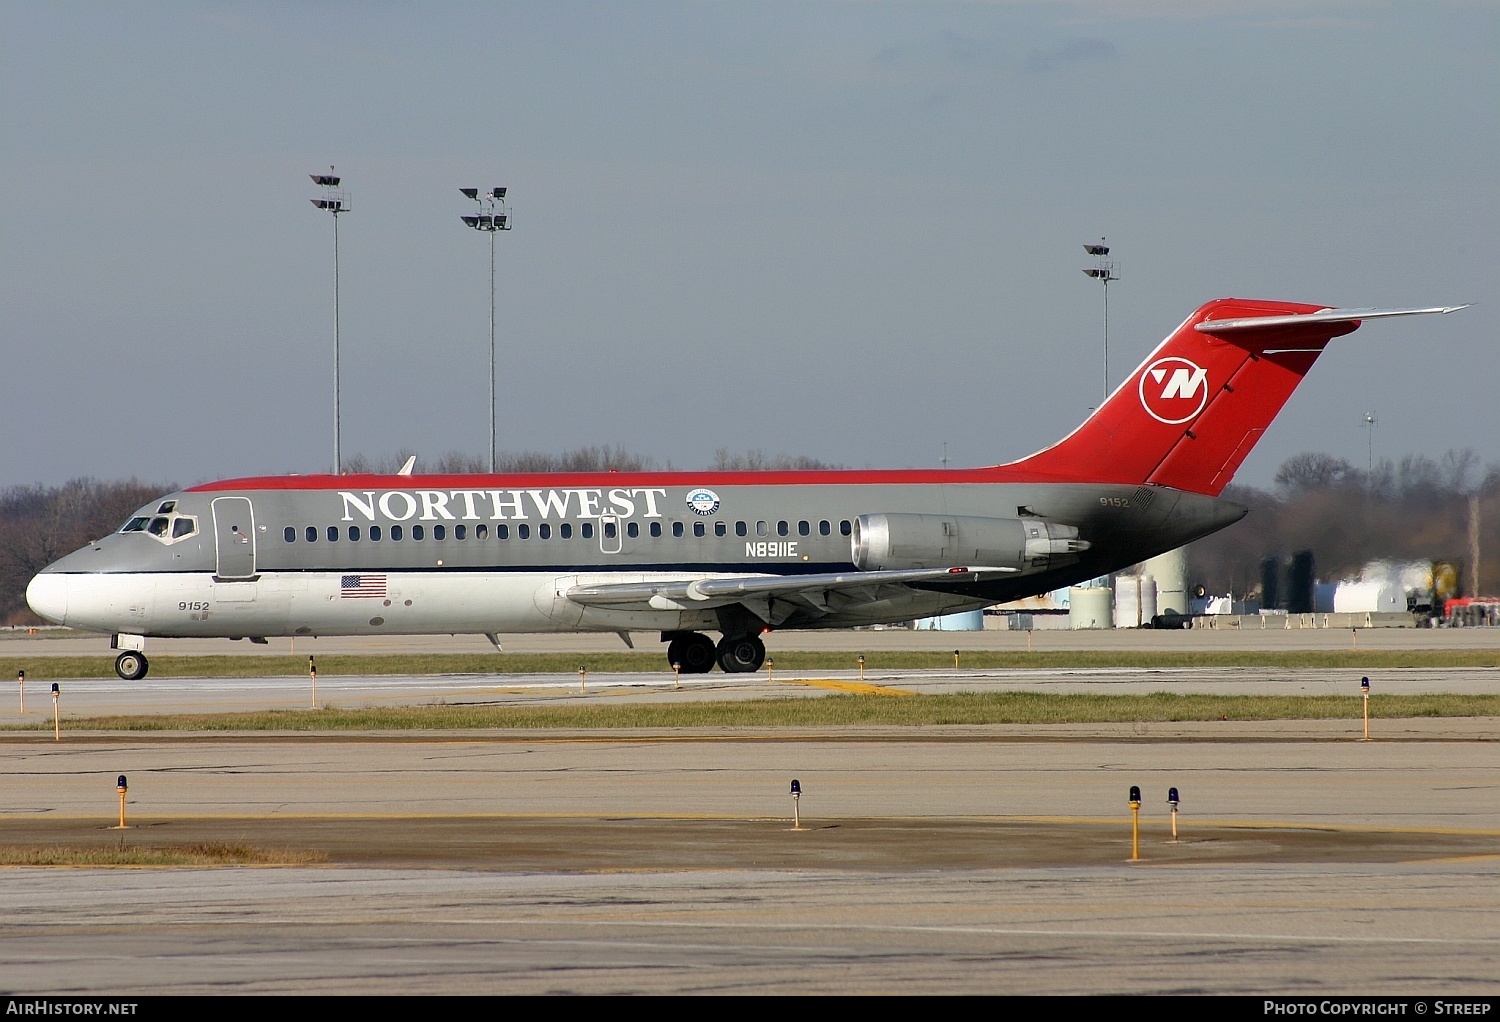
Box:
[348,526,361,541]
[819,520,831,536]
[736,521,747,537]
[627,522,639,538]
[391,525,403,541]
[306,526,318,543]
[370,525,382,541]
[580,523,593,539]
[672,521,683,537]
[455,524,467,540]
[757,521,768,537]
[434,525,446,541]
[412,525,425,541]
[327,526,339,542]
[777,521,789,537]
[715,522,726,537]
[650,522,662,538]
[497,524,508,539]
[560,523,572,539]
[538,523,551,540]
[476,524,488,540]
[798,521,810,536]
[840,520,852,536]
[603,522,616,539]
[693,522,705,537]
[518,524,530,539]
[284,527,296,543]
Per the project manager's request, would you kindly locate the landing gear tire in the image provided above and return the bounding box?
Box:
[667,633,717,674]
[716,634,766,674]
[114,651,149,681]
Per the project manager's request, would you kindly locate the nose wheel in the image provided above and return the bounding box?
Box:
[114,651,149,681]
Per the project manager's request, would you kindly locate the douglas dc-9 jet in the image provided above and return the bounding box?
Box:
[27,298,1467,680]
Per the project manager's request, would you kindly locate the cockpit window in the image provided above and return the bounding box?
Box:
[122,506,198,544]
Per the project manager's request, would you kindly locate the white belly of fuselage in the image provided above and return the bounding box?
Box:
[44,570,722,638]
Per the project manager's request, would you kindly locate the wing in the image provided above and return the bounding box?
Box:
[566,565,1016,624]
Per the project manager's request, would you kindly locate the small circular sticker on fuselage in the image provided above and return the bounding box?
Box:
[686,488,721,516]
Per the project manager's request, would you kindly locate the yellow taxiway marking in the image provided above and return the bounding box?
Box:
[774,678,916,696]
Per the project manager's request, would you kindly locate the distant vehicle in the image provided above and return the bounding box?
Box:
[27,299,1466,680]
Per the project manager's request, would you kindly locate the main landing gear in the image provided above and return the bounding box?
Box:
[663,631,767,674]
[114,651,149,681]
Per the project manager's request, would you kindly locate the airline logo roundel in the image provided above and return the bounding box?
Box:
[686,488,721,516]
[1139,357,1209,424]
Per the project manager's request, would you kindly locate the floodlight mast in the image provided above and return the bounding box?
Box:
[1082,238,1119,405]
[310,168,350,474]
[460,187,512,473]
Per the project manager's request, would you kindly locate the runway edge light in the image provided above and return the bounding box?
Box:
[1360,675,1371,741]
[1128,785,1142,861]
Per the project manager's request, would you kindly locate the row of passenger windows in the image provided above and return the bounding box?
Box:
[283,519,854,544]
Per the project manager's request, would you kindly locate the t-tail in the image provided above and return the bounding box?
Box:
[1009,298,1469,497]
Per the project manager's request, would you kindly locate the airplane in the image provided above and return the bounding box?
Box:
[26,298,1468,681]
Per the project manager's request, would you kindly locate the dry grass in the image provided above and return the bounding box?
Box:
[0,843,326,866]
[3,648,1500,680]
[15,692,1500,732]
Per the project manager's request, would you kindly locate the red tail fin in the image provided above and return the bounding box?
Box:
[1010,298,1361,496]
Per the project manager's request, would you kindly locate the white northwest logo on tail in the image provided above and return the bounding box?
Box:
[1139,357,1209,424]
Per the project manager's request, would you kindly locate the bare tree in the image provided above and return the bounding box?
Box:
[0,478,173,624]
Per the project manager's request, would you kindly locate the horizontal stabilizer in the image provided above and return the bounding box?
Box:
[1196,305,1470,334]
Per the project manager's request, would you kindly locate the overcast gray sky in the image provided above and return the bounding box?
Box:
[4,1,1494,491]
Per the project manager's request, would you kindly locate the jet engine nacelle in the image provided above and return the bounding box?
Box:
[852,513,1088,571]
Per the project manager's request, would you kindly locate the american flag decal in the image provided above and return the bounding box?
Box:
[340,574,387,598]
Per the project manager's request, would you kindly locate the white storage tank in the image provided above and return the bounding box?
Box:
[1142,548,1188,615]
[1113,575,1158,628]
[1069,586,1114,629]
[1332,581,1406,614]
[914,609,985,631]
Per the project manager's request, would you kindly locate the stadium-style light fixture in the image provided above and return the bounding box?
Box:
[1082,238,1119,404]
[310,168,351,473]
[460,186,513,473]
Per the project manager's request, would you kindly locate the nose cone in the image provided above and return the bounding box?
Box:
[25,572,68,625]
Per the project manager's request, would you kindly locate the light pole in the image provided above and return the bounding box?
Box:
[1361,411,1377,492]
[461,187,512,473]
[1083,238,1119,405]
[311,168,349,474]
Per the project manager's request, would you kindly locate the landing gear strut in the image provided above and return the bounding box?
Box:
[715,634,766,674]
[114,651,149,681]
[665,632,717,674]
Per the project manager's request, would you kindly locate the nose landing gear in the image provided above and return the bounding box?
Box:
[114,651,149,681]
